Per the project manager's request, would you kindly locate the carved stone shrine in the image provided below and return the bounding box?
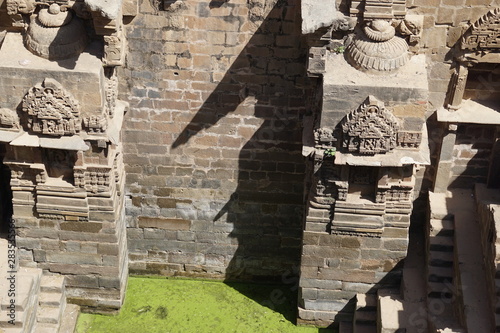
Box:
[299,0,429,326]
[0,0,132,315]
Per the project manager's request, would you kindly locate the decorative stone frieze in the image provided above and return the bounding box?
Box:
[105,69,119,117]
[22,78,81,137]
[341,96,400,155]
[461,7,500,51]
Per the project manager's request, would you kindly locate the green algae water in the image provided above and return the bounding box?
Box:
[76,276,335,333]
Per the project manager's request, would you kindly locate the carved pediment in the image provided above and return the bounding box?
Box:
[22,78,81,136]
[341,96,399,155]
[461,7,500,50]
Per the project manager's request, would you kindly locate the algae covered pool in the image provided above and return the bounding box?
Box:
[75,276,335,333]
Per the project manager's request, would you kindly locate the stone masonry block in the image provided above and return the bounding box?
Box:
[138,216,191,230]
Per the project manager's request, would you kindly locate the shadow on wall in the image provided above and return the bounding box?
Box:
[448,124,496,189]
[172,0,308,291]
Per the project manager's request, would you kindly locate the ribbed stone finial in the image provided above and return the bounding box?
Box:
[25,5,87,60]
[346,20,410,72]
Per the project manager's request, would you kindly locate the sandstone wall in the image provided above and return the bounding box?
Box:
[120,0,309,280]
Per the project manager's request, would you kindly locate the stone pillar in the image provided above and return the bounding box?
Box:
[447,64,468,110]
[433,124,457,193]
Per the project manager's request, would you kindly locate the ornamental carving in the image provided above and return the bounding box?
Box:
[105,69,118,117]
[341,96,399,155]
[314,127,335,149]
[74,166,112,193]
[0,108,20,131]
[397,131,421,148]
[84,115,107,134]
[6,0,35,15]
[22,78,81,136]
[103,32,124,66]
[461,7,500,50]
[350,0,406,19]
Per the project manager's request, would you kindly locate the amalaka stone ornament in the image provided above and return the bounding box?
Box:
[346,20,409,72]
[25,3,88,60]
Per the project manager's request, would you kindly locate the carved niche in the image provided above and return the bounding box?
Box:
[341,96,399,155]
[21,78,81,136]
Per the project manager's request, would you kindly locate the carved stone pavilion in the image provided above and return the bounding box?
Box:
[1,0,500,331]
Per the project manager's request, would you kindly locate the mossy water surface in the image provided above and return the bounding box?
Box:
[76,276,335,333]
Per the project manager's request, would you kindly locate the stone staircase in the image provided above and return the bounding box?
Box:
[339,293,377,333]
[425,213,460,331]
[0,238,79,333]
[339,189,496,333]
[427,190,494,333]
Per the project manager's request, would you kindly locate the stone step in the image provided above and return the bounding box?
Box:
[429,219,454,236]
[38,291,64,308]
[427,281,454,297]
[57,304,80,333]
[378,289,405,333]
[429,217,454,230]
[0,267,42,312]
[428,266,454,279]
[33,322,60,333]
[436,329,466,333]
[36,273,67,330]
[353,322,377,333]
[428,274,453,284]
[0,267,41,332]
[354,308,377,324]
[0,326,24,333]
[353,294,377,331]
[40,274,65,294]
[429,233,454,245]
[36,306,63,325]
[355,293,377,309]
[428,250,454,264]
[339,321,353,333]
